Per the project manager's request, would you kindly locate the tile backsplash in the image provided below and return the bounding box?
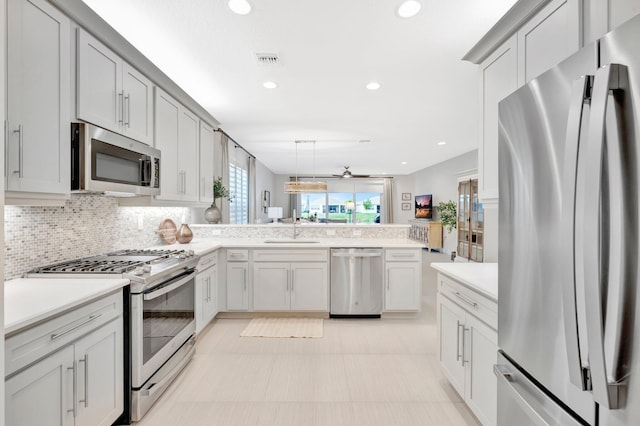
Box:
[4,194,191,280]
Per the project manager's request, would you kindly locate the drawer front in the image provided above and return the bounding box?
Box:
[438,273,497,330]
[5,290,123,377]
[197,251,218,271]
[253,249,328,262]
[226,249,249,262]
[385,248,421,262]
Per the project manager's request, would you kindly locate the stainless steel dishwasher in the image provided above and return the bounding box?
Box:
[330,248,383,318]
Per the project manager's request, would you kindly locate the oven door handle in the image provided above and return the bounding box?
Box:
[143,271,195,301]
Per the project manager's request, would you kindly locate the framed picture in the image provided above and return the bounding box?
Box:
[402,202,411,211]
[402,193,411,201]
[262,190,270,213]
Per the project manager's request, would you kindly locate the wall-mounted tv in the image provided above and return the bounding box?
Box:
[415,194,433,219]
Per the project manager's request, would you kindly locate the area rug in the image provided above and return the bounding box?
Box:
[240,317,323,338]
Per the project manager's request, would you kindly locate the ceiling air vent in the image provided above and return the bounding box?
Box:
[255,53,280,66]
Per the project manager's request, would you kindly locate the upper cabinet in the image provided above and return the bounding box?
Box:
[154,87,199,202]
[6,0,70,196]
[476,0,581,204]
[517,0,581,85]
[478,35,517,204]
[584,0,640,43]
[77,29,153,144]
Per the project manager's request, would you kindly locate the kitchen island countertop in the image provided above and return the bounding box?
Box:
[4,278,129,335]
[430,262,498,301]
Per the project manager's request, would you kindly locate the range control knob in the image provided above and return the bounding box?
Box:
[179,254,186,259]
[188,250,195,257]
[134,267,145,276]
[143,265,152,273]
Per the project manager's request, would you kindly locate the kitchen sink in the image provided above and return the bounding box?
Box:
[264,239,320,244]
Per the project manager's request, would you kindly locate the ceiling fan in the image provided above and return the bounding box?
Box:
[333,166,370,179]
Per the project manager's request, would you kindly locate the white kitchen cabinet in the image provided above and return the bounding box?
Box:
[253,262,328,311]
[384,249,422,311]
[226,249,249,311]
[199,121,216,203]
[154,87,199,202]
[6,319,123,426]
[584,0,640,42]
[6,0,70,195]
[478,34,518,204]
[5,307,124,426]
[196,251,219,334]
[437,273,497,426]
[5,345,75,426]
[73,318,124,426]
[77,29,153,144]
[517,0,581,85]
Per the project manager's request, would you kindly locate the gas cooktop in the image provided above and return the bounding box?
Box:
[27,248,200,292]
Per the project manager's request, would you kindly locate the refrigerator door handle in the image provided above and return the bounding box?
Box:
[582,63,629,410]
[561,74,593,391]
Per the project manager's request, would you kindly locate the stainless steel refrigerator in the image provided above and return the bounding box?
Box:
[498,13,640,426]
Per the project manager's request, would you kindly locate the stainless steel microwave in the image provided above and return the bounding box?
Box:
[71,123,160,195]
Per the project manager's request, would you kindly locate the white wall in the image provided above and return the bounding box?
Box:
[410,150,478,253]
[1,0,6,416]
[253,159,277,223]
[393,175,415,224]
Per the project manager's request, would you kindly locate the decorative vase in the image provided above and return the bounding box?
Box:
[204,200,222,224]
[176,223,193,244]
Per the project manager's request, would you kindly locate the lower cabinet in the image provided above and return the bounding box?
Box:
[384,249,422,311]
[437,274,497,426]
[226,262,249,311]
[196,258,218,334]
[253,262,328,311]
[5,317,124,426]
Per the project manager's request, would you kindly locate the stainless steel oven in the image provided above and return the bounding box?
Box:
[130,268,196,421]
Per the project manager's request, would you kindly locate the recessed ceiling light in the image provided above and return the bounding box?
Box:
[401,161,408,165]
[437,141,447,146]
[397,0,422,18]
[366,82,381,91]
[228,0,252,15]
[263,81,278,89]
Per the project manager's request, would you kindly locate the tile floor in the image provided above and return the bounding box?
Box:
[136,251,481,426]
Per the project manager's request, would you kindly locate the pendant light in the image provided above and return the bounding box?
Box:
[284,140,328,193]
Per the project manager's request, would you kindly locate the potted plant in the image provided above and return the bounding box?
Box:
[204,177,232,224]
[435,200,457,232]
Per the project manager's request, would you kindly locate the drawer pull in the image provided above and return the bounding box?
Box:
[454,292,479,308]
[51,314,102,341]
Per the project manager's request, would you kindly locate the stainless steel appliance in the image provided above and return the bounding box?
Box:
[330,248,383,317]
[28,248,199,422]
[498,13,640,426]
[71,123,160,196]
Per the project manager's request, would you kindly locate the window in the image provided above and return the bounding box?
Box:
[295,180,383,224]
[229,162,248,224]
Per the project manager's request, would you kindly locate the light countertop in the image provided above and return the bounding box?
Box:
[4,278,129,335]
[152,238,425,256]
[430,262,498,301]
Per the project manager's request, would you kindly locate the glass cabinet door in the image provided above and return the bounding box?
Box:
[457,178,484,262]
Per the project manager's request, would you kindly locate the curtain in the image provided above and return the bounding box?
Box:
[220,132,230,223]
[382,177,394,223]
[249,156,256,223]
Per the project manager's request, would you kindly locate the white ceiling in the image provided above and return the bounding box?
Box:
[82,0,517,176]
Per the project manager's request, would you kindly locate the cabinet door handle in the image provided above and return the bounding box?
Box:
[68,361,77,416]
[51,314,102,340]
[290,269,294,292]
[125,94,131,127]
[462,326,469,366]
[13,124,23,177]
[454,292,478,308]
[243,270,247,292]
[78,354,89,408]
[456,320,463,362]
[118,92,124,124]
